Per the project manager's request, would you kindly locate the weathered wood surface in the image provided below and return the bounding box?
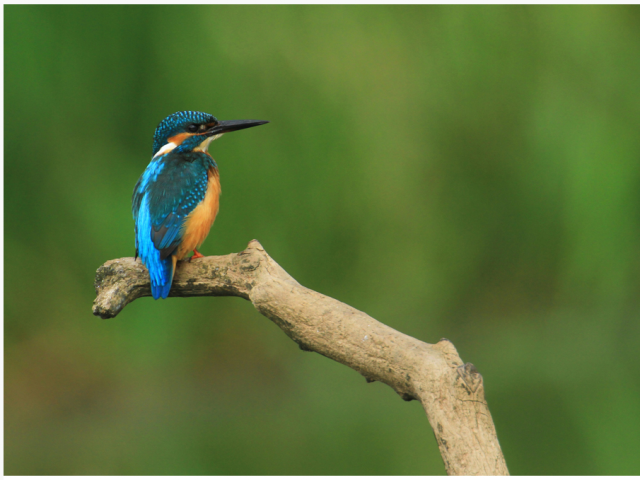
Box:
[93,240,509,475]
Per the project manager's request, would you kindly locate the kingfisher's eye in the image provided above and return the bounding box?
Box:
[187,124,198,133]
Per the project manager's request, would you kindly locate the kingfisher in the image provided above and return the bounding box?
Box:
[132,111,268,299]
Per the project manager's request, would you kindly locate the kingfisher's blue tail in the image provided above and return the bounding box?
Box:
[150,256,175,299]
[135,194,178,300]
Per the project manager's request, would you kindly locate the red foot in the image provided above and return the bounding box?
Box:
[189,249,205,262]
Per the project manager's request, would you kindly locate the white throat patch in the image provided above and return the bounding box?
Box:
[194,134,224,152]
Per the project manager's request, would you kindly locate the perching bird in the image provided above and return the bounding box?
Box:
[132,111,268,299]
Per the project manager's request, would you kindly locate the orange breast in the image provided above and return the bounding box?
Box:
[174,167,221,260]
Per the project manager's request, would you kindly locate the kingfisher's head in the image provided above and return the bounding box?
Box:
[152,111,268,158]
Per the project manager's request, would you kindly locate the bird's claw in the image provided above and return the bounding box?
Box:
[189,249,205,262]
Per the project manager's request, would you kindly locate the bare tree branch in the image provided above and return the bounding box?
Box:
[92,240,509,475]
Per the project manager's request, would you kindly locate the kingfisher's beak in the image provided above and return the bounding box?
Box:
[206,119,269,136]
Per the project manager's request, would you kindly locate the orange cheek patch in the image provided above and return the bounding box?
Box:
[167,132,193,146]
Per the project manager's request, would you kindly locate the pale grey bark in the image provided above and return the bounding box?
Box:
[93,240,509,475]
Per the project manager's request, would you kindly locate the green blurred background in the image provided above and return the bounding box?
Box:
[5,5,640,475]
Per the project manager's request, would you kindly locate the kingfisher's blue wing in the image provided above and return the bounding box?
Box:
[136,153,209,259]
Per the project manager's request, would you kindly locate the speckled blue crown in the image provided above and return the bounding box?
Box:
[152,111,217,156]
